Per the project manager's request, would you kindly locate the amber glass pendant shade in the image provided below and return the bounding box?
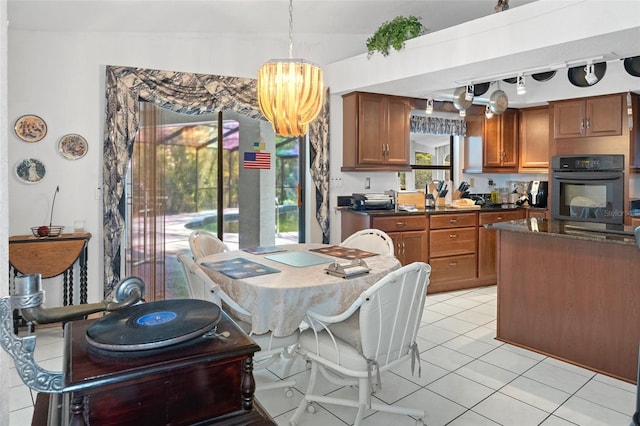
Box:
[257,59,323,137]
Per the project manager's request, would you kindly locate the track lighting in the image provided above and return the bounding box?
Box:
[584,62,599,85]
[485,105,494,119]
[516,74,526,95]
[426,98,434,114]
[459,108,466,117]
[465,84,474,101]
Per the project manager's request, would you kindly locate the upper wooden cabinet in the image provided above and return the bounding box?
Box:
[518,106,550,172]
[553,94,623,139]
[483,108,519,172]
[342,92,411,171]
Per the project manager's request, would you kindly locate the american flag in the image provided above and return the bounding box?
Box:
[243,151,271,169]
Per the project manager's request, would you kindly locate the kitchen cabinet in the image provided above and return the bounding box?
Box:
[553,94,622,139]
[483,109,519,172]
[340,210,428,266]
[370,215,428,266]
[478,210,526,281]
[518,106,550,171]
[428,213,477,293]
[526,208,548,220]
[342,92,411,171]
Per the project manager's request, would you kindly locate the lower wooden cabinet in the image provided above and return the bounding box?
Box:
[526,208,548,220]
[370,215,428,266]
[478,210,526,281]
[428,213,477,293]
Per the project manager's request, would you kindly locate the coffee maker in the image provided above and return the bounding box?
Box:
[528,180,548,208]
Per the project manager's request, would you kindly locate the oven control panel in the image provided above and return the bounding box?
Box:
[552,154,624,171]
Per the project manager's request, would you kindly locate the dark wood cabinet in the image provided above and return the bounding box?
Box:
[370,215,428,265]
[342,92,410,171]
[483,109,519,172]
[553,94,622,139]
[478,210,526,281]
[518,106,550,172]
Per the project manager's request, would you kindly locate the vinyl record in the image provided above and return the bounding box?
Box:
[86,299,222,351]
[473,82,491,96]
[531,71,556,82]
[624,56,640,77]
[567,62,607,87]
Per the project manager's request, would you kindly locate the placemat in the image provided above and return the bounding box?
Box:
[264,251,333,268]
[309,245,378,259]
[202,258,280,279]
[242,246,287,255]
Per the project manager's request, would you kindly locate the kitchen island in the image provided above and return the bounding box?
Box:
[490,218,640,383]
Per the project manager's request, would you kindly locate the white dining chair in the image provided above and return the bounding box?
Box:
[289,261,431,426]
[176,253,299,395]
[188,230,230,260]
[340,228,395,256]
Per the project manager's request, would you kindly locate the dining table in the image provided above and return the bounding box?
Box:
[196,243,401,337]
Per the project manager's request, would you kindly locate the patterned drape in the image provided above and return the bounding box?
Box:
[410,115,466,136]
[103,66,330,296]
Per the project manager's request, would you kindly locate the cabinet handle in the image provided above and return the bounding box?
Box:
[449,219,458,224]
[449,234,458,239]
[580,119,585,131]
[395,222,407,227]
[586,118,590,129]
[402,241,406,255]
[386,144,390,155]
[449,261,458,267]
[497,216,503,220]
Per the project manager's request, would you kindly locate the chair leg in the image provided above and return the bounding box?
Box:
[289,359,319,426]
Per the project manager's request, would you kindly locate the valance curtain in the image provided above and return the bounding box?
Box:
[103,65,330,297]
[410,115,466,136]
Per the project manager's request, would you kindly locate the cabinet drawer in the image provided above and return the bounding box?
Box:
[479,210,526,225]
[372,215,427,232]
[430,254,477,283]
[430,228,476,257]
[430,213,476,229]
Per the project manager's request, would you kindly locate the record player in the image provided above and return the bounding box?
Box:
[351,192,395,210]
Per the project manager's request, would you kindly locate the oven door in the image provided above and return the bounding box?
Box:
[551,171,624,224]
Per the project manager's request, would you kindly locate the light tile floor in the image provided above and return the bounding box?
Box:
[9,286,638,426]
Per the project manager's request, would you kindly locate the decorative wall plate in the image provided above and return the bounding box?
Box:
[15,158,46,184]
[14,114,47,142]
[58,133,88,160]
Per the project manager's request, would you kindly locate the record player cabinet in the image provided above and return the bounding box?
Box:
[31,312,275,425]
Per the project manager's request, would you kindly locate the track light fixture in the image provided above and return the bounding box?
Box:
[426,98,434,114]
[516,74,526,95]
[584,62,599,85]
[485,105,494,119]
[465,84,474,101]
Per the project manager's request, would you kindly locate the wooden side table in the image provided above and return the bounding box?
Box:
[9,233,91,305]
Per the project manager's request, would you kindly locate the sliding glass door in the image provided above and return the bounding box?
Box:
[125,103,302,300]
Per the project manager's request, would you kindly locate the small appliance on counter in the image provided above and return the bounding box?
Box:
[528,181,548,208]
[351,193,395,211]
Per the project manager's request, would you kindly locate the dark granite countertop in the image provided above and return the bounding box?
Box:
[343,205,528,217]
[488,218,640,246]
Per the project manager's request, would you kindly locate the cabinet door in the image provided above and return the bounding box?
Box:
[554,100,586,139]
[478,226,497,279]
[483,109,518,170]
[387,232,403,262]
[399,230,427,265]
[385,97,410,165]
[357,94,386,164]
[519,106,549,170]
[586,95,622,137]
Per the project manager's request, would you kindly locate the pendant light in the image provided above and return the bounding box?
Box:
[257,0,324,137]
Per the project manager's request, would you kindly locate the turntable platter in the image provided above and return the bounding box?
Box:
[86,299,222,351]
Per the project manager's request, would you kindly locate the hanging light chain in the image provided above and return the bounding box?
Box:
[288,0,294,59]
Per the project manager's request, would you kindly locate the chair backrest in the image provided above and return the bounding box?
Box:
[188,230,230,260]
[358,262,430,365]
[176,252,250,317]
[340,228,395,256]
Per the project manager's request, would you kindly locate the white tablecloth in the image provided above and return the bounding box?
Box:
[197,243,401,337]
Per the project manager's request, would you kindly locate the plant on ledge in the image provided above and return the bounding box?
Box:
[366,15,426,58]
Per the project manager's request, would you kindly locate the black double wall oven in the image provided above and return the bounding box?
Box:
[551,154,625,225]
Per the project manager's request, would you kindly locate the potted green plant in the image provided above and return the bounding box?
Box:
[366,15,426,58]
